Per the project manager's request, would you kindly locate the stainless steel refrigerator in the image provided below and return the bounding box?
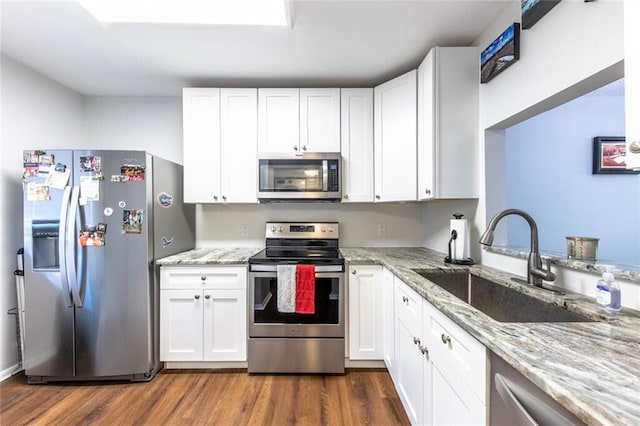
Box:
[22,150,195,383]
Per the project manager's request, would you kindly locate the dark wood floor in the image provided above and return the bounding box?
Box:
[0,368,409,425]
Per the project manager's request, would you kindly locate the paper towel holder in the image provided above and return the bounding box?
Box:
[444,229,475,265]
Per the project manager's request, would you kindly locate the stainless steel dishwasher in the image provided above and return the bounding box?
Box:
[490,351,585,425]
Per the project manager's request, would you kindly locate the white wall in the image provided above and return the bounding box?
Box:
[469,0,639,309]
[421,199,479,258]
[0,54,86,379]
[85,96,183,163]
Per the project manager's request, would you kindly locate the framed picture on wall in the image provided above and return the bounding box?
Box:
[480,23,520,84]
[592,136,640,174]
[521,0,562,29]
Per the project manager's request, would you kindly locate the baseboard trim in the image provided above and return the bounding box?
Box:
[164,361,248,370]
[345,359,386,368]
[0,364,22,382]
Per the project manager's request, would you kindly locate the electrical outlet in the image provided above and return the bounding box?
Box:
[241,224,249,237]
[377,224,386,236]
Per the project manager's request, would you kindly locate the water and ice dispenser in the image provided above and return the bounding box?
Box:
[31,220,60,270]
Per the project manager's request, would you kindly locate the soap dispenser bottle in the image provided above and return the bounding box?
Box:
[596,267,621,313]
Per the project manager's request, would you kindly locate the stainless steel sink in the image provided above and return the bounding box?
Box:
[413,270,593,323]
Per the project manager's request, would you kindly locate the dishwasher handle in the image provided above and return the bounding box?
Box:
[495,373,538,426]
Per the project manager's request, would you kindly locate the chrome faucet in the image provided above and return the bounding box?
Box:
[479,209,556,287]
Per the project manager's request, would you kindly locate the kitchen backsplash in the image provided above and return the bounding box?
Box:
[196,202,424,248]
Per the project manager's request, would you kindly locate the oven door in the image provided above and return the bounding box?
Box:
[248,266,344,338]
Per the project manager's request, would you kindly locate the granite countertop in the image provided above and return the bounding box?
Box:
[156,247,263,265]
[341,247,640,426]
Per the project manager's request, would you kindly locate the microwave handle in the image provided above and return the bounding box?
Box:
[322,160,328,191]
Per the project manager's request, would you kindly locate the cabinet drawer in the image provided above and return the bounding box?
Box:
[160,266,247,290]
[425,302,487,404]
[394,278,423,335]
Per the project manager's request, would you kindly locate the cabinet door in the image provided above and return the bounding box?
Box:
[430,349,487,426]
[182,88,221,203]
[394,277,424,425]
[203,289,247,361]
[422,302,433,426]
[258,88,300,153]
[417,47,479,200]
[341,88,374,203]
[417,50,436,201]
[383,268,396,376]
[395,309,424,425]
[220,88,258,203]
[625,0,640,170]
[300,88,341,152]
[160,289,203,361]
[348,265,383,360]
[374,70,417,202]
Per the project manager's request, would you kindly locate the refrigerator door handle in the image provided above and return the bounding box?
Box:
[59,186,73,307]
[67,186,83,307]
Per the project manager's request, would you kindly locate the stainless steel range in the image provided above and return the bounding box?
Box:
[248,222,345,374]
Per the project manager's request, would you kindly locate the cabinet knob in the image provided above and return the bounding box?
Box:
[222,195,227,201]
[301,145,307,151]
[441,334,451,345]
[402,295,409,304]
[413,336,421,345]
[343,194,349,199]
[375,194,381,200]
[205,294,211,300]
[425,189,431,195]
[293,146,299,151]
[201,276,206,281]
[213,195,218,201]
[419,345,429,356]
[351,270,357,275]
[194,294,200,300]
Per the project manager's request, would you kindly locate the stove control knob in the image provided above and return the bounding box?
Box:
[328,226,334,233]
[271,225,276,232]
[321,226,327,232]
[278,226,284,232]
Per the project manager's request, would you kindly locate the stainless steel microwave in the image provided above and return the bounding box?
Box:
[257,152,341,202]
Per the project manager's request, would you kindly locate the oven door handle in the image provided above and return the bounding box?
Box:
[249,264,344,273]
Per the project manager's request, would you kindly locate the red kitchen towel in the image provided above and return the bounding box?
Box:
[295,264,315,314]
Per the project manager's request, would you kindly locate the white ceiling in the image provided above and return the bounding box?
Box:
[0,0,512,96]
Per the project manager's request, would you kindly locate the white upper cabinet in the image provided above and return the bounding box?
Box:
[258,88,340,153]
[374,69,418,202]
[182,88,258,204]
[183,88,221,203]
[625,0,640,170]
[220,88,258,203]
[258,88,300,153]
[300,88,341,152]
[417,46,479,200]
[341,88,374,202]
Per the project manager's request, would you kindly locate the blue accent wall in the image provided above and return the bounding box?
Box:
[504,83,640,266]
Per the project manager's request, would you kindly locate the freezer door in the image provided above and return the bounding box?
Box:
[23,149,74,378]
[72,150,153,378]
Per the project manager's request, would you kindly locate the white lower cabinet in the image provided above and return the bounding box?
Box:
[348,265,384,360]
[383,268,396,375]
[388,275,488,425]
[394,277,425,425]
[430,349,486,425]
[160,266,247,362]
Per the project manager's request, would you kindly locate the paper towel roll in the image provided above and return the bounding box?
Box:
[450,214,469,261]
